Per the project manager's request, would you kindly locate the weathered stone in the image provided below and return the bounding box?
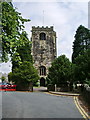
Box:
[31,26,57,86]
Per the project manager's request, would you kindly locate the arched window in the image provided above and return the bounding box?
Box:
[40,33,46,40]
[39,66,46,76]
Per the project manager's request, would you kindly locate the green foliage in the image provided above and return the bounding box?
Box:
[8,26,38,89]
[47,55,72,86]
[11,52,22,71]
[1,2,30,62]
[11,31,33,71]
[16,31,33,63]
[9,61,39,88]
[72,25,90,86]
[8,72,13,82]
[72,25,90,63]
[1,76,6,82]
[74,49,90,84]
[1,2,39,89]
[85,78,90,86]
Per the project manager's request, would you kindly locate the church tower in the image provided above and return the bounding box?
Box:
[31,26,57,86]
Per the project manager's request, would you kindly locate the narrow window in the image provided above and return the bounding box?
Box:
[40,66,46,75]
[40,33,46,40]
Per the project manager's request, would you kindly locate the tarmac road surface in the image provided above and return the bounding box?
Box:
[2,92,83,119]
[0,92,2,119]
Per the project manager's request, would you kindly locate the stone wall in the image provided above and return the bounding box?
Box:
[31,26,57,80]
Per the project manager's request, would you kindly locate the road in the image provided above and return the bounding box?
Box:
[0,92,2,120]
[2,92,83,119]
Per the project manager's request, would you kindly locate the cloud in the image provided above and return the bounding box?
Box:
[1,1,88,73]
[12,0,89,2]
[0,62,12,74]
[13,2,88,60]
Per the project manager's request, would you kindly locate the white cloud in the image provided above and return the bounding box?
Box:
[12,0,89,2]
[1,1,88,73]
[0,62,12,74]
[13,2,88,60]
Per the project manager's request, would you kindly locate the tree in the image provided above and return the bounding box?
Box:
[47,55,72,86]
[11,31,33,72]
[72,25,90,86]
[10,31,39,89]
[1,76,6,82]
[74,49,90,85]
[16,31,33,63]
[8,72,13,82]
[72,25,90,63]
[1,2,30,62]
[8,61,39,90]
[1,2,39,90]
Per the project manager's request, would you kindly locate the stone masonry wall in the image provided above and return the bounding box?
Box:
[31,26,57,78]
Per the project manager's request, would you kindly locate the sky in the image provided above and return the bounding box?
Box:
[0,0,89,74]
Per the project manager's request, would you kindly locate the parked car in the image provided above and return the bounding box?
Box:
[0,82,16,91]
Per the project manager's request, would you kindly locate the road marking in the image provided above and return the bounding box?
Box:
[48,91,79,96]
[44,92,63,96]
[74,96,90,120]
[44,92,73,97]
[45,92,90,119]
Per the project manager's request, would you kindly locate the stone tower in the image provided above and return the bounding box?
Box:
[31,26,57,86]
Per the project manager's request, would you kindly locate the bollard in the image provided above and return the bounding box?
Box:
[55,84,57,92]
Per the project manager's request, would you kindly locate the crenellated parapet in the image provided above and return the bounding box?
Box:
[32,26,54,31]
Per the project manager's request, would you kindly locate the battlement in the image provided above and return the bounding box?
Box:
[32,26,54,31]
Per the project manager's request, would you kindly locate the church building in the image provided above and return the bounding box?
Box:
[31,26,57,86]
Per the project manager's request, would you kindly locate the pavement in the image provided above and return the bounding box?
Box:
[47,91,90,120]
[48,91,80,96]
[33,87,79,96]
[16,87,90,119]
[33,87,47,92]
[0,92,2,120]
[2,87,90,120]
[2,91,84,119]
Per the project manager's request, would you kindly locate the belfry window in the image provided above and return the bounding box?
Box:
[40,66,46,76]
[40,33,46,40]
